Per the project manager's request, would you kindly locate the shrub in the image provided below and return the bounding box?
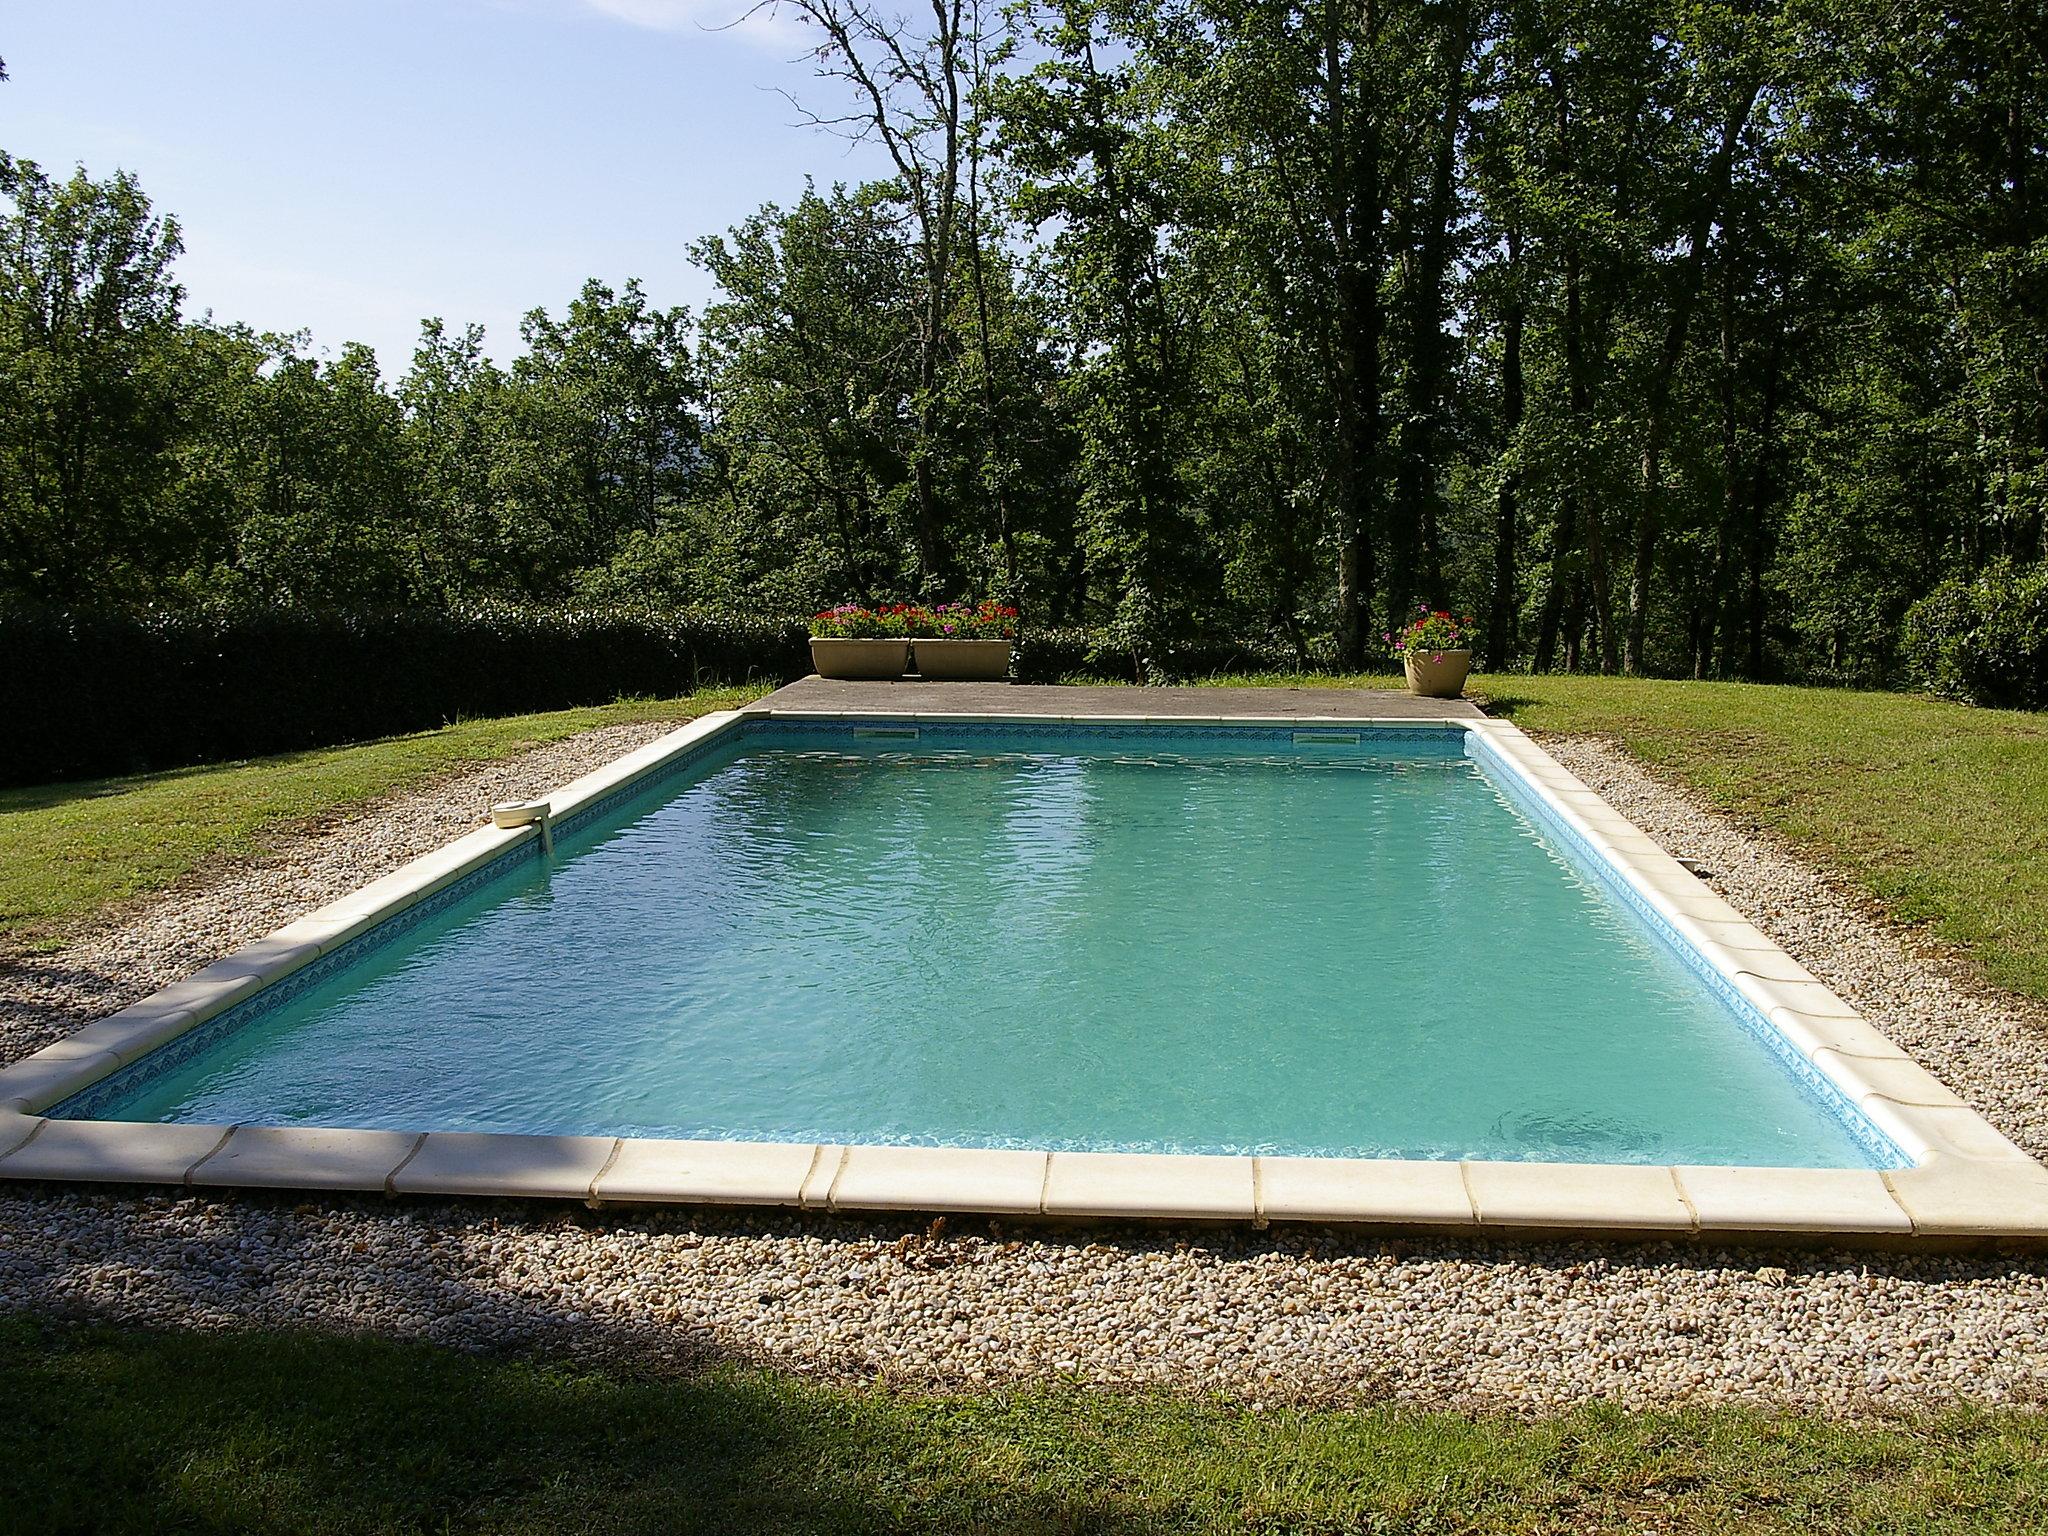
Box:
[1901,561,2048,710]
[4,603,1351,787]
[0,603,811,787]
[1011,626,1314,683]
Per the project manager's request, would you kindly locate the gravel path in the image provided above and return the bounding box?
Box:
[3,726,2048,1414]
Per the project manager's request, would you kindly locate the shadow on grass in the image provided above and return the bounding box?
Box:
[0,760,238,817]
[4,1313,1220,1535]
[10,1296,2048,1536]
[1469,688,1537,720]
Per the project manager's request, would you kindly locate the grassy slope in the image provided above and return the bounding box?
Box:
[0,690,748,949]
[1210,674,2048,1002]
[9,1320,2048,1535]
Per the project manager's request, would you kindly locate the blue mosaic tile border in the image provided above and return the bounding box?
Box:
[1463,733,1909,1170]
[549,725,749,843]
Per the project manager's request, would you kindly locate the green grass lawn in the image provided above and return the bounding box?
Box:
[8,1318,2047,1534]
[0,690,748,950]
[1208,673,2048,1003]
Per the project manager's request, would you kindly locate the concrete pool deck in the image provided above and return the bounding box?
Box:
[5,680,2048,1248]
[748,677,1487,719]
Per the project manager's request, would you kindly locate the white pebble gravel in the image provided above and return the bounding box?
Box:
[2,725,2046,1414]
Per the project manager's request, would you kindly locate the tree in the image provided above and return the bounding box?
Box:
[1619,5,1769,674]
[1389,0,1481,611]
[4,6,2044,698]
[494,278,701,597]
[694,184,928,606]
[221,338,416,606]
[400,319,512,600]
[996,0,1206,664]
[0,155,186,602]
[775,0,985,594]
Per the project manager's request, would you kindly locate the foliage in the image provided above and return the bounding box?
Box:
[0,5,2044,695]
[0,153,186,603]
[1387,606,1478,661]
[1902,562,2048,711]
[0,604,806,786]
[1013,625,1322,682]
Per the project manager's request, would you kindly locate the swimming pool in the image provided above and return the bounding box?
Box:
[53,720,1896,1169]
[5,700,2042,1240]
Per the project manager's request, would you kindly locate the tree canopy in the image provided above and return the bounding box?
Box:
[2,0,2043,690]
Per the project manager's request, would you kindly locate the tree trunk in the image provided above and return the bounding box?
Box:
[1583,479,1620,672]
[1623,80,1763,673]
[1327,2,1387,666]
[1537,247,1611,669]
[964,100,1019,597]
[1394,1,1476,609]
[1741,324,1787,678]
[1699,257,1739,679]
[785,0,968,598]
[1488,223,1525,667]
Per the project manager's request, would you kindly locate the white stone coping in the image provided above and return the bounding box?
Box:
[4,704,2047,1245]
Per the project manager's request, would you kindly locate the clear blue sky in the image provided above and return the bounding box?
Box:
[1,0,889,370]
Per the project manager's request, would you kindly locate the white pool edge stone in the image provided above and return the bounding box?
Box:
[5,703,2046,1246]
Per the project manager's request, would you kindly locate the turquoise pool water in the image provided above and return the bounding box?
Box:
[69,723,1895,1168]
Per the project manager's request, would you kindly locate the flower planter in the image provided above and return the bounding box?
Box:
[1403,647,1471,699]
[911,638,1013,681]
[810,637,911,680]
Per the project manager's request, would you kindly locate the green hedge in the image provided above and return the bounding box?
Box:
[1,605,811,787]
[1012,627,1319,683]
[1901,561,2048,710]
[3,606,1331,787]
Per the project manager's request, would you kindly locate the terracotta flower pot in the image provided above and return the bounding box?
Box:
[1403,647,1471,699]
[911,638,1013,680]
[809,637,911,679]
